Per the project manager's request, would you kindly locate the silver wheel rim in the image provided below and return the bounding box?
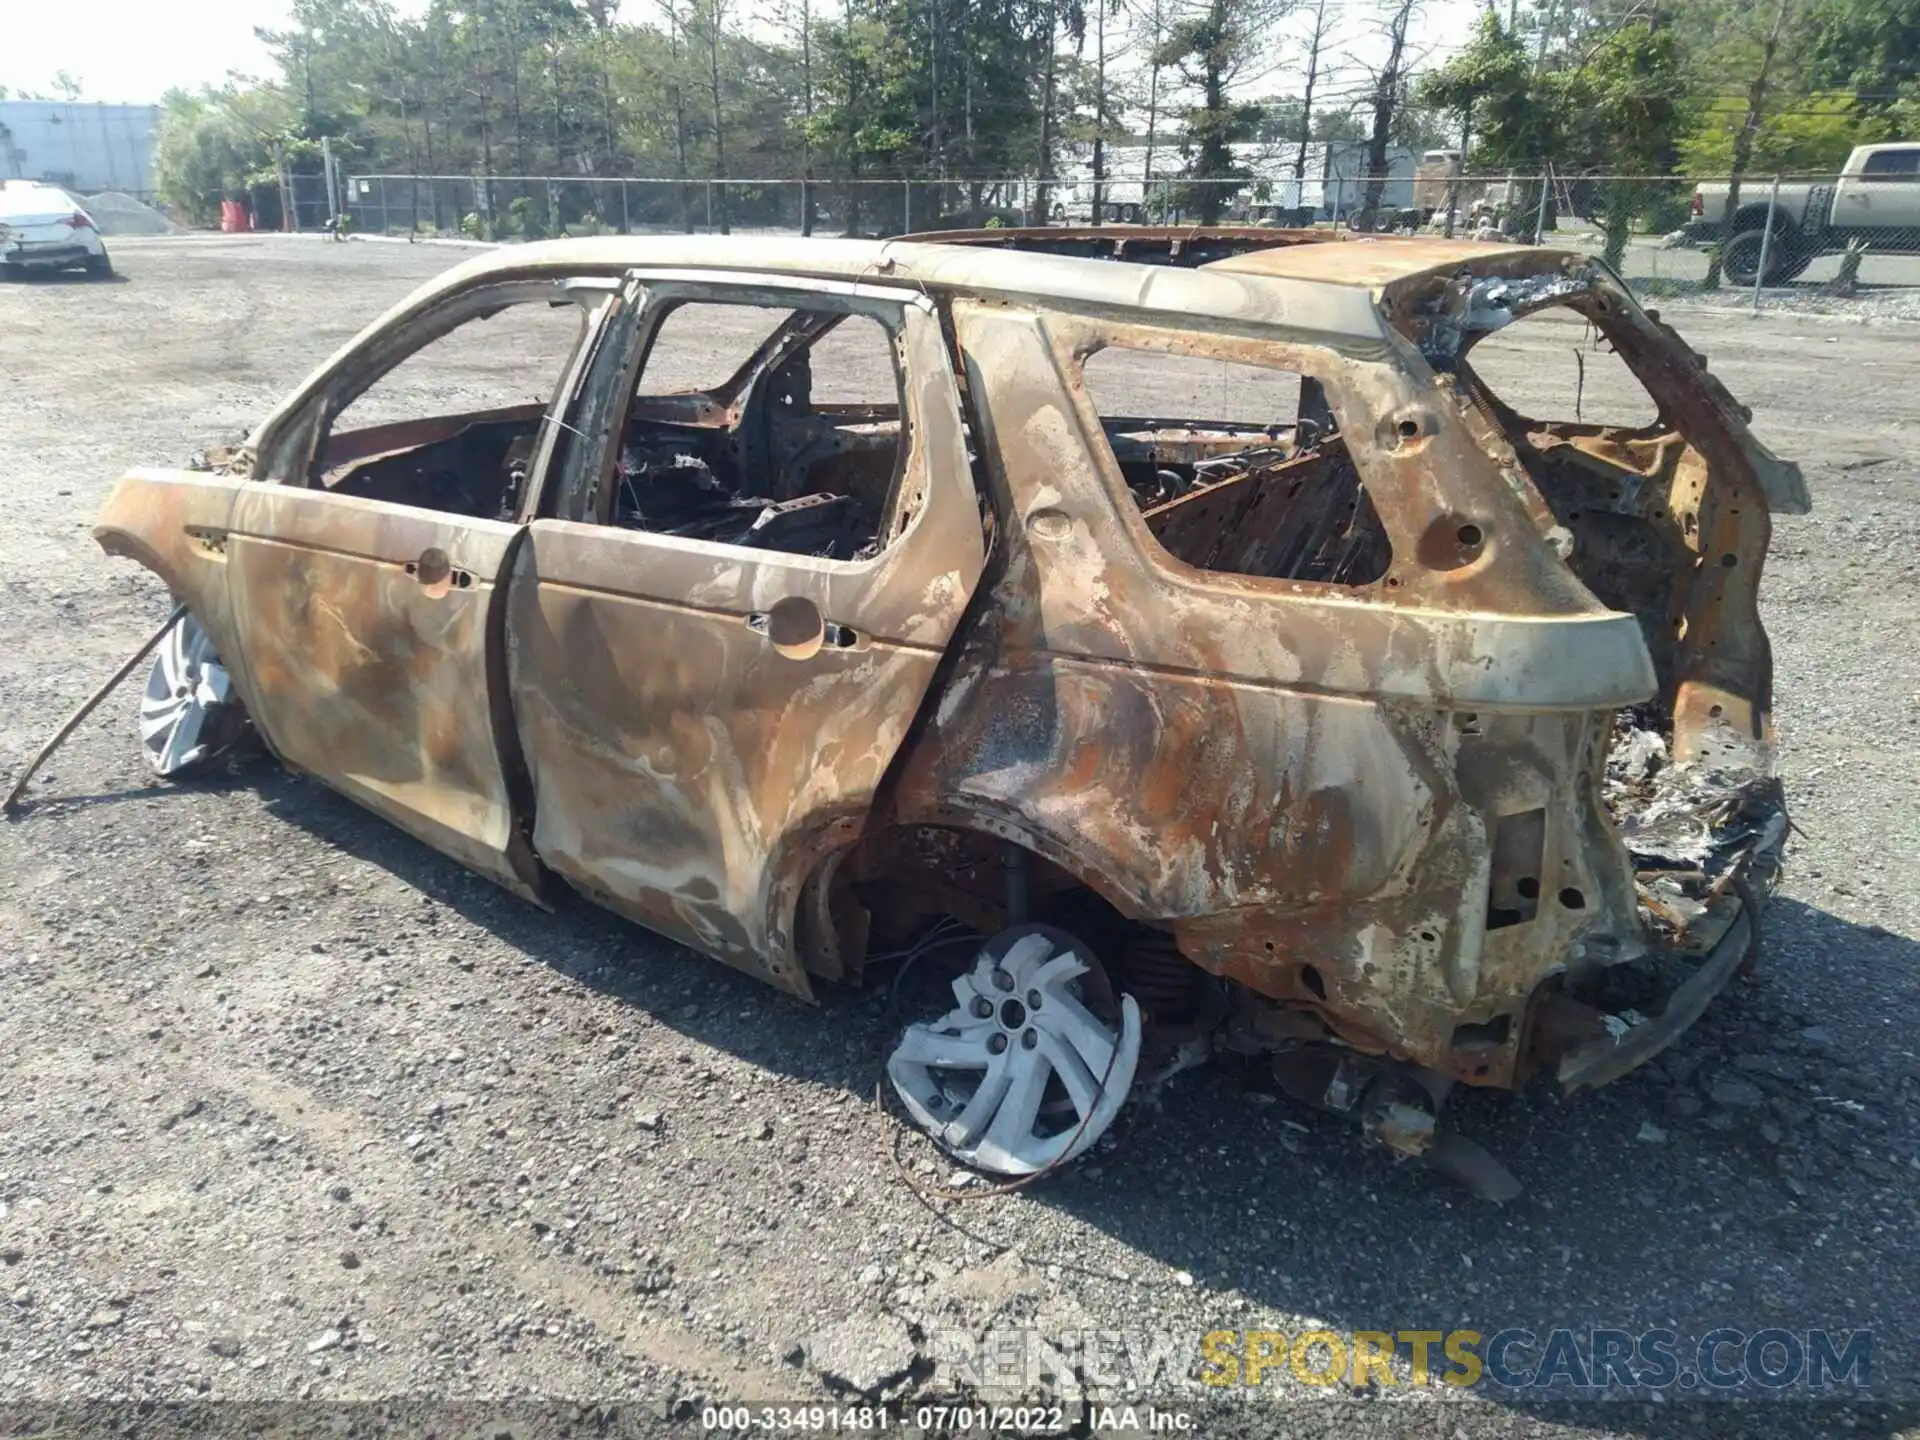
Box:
[888,929,1142,1176]
[140,615,233,776]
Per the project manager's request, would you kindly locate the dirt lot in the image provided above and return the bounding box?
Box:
[1,236,1917,1436]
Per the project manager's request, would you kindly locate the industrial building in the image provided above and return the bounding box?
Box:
[0,101,161,196]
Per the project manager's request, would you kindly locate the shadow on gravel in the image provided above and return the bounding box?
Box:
[3,776,243,819]
[251,761,1914,1424]
[0,268,129,286]
[4,740,261,820]
[1029,893,1919,1426]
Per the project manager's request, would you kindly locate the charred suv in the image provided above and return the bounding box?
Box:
[95,229,1805,1190]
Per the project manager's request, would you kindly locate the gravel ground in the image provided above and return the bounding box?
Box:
[1,236,1917,1438]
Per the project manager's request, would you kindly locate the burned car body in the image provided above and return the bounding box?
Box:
[96,229,1804,1181]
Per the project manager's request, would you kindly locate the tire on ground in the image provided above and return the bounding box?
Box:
[1721,226,1807,287]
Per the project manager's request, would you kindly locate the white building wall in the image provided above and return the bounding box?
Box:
[0,102,162,195]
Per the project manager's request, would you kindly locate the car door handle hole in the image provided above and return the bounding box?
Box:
[748,596,829,661]
[404,547,471,598]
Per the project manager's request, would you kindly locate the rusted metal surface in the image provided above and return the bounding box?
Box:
[94,468,259,715]
[900,225,1348,266]
[879,298,1667,1083]
[505,293,982,997]
[91,232,1798,1101]
[225,486,542,900]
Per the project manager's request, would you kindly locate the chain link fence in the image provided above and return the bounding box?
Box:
[335,168,1920,315]
[338,170,1466,239]
[1473,171,1920,316]
[342,174,1042,241]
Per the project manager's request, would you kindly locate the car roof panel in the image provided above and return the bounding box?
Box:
[407,234,1397,350]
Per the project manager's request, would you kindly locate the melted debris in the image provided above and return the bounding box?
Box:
[1607,713,1788,941]
[1420,269,1595,366]
[185,441,253,478]
[612,441,878,560]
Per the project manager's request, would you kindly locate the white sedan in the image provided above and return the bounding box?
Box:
[0,182,113,277]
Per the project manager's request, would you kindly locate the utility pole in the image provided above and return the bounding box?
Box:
[1092,0,1108,224]
[321,134,339,226]
[277,145,295,231]
[1141,0,1165,211]
[1035,0,1059,224]
[799,0,815,234]
[704,0,729,234]
[1294,0,1332,213]
[928,0,942,219]
[660,1,693,231]
[843,0,861,235]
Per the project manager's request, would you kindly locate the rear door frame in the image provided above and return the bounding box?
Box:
[504,269,986,993]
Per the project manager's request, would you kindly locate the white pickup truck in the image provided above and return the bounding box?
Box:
[1688,141,1920,285]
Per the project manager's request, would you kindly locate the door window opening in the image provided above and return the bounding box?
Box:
[310,287,598,522]
[608,299,908,562]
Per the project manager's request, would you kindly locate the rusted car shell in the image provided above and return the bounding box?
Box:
[506,287,984,997]
[93,231,1800,1094]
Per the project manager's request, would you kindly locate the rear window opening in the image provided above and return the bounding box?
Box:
[1080,346,1391,587]
[1456,303,1687,691]
[1463,307,1660,430]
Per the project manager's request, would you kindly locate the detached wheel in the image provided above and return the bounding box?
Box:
[887,925,1143,1177]
[141,613,247,777]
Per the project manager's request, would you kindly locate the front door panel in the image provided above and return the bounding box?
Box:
[226,486,538,897]
[507,296,982,995]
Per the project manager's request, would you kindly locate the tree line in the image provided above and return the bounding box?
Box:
[146,0,1919,235]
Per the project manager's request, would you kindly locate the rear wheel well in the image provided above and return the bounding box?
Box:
[813,822,1213,1027]
[1731,204,1796,239]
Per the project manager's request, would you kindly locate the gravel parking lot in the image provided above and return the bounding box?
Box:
[1,235,1916,1437]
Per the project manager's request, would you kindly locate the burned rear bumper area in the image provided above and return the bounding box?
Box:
[1555,897,1753,1089]
[1542,722,1787,1089]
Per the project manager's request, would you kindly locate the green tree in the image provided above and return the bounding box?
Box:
[1677,0,1805,285]
[1565,19,1687,265]
[1420,6,1684,256]
[1151,0,1281,223]
[1416,8,1535,165]
[1806,0,1920,122]
[153,85,304,226]
[142,0,1084,239]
